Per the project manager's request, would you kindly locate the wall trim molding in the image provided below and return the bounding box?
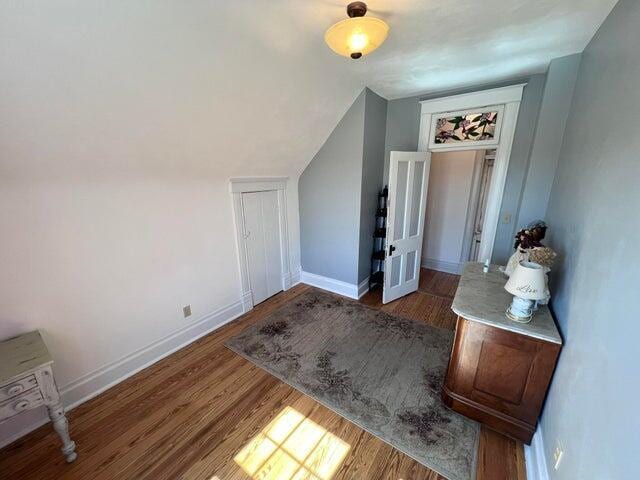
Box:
[0,414,50,450]
[0,298,245,449]
[300,271,364,300]
[419,84,527,113]
[357,277,370,299]
[290,267,301,286]
[525,426,550,480]
[229,176,292,313]
[417,83,525,264]
[422,258,464,275]
[229,176,289,193]
[240,291,253,313]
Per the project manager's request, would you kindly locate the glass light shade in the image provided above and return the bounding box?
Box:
[504,261,546,300]
[324,17,389,58]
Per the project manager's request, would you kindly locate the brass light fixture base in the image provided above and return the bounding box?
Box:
[347,2,367,18]
[324,1,389,60]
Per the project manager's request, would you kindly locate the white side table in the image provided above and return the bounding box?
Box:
[0,331,77,462]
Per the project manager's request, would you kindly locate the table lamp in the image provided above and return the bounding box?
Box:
[504,261,546,323]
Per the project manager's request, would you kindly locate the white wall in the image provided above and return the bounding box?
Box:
[422,151,478,273]
[0,1,363,445]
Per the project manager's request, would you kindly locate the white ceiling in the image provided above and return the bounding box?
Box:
[0,1,618,181]
[299,0,619,99]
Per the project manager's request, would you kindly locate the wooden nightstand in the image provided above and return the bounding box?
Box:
[0,331,77,462]
[443,263,562,444]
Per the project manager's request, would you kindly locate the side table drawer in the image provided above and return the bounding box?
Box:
[0,375,38,402]
[0,388,44,421]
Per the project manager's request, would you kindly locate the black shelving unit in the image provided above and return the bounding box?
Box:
[369,186,388,290]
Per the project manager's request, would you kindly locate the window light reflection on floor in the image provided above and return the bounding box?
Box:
[234,406,351,480]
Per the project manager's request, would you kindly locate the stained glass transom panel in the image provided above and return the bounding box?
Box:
[434,111,498,144]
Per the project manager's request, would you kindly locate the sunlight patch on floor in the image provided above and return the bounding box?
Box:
[234,406,350,480]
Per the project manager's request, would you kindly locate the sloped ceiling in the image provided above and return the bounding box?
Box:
[0,1,617,179]
[0,0,619,404]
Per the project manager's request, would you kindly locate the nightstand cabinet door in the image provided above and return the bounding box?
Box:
[442,316,561,443]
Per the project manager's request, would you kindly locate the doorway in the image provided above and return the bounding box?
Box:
[382,84,524,304]
[422,149,495,274]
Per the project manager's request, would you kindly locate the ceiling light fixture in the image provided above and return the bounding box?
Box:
[324,2,389,60]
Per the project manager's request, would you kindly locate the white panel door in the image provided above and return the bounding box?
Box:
[241,190,283,305]
[383,151,431,304]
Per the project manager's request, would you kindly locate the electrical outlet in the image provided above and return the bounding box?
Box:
[182,305,192,318]
[553,441,564,470]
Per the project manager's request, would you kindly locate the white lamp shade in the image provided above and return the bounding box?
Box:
[504,261,546,300]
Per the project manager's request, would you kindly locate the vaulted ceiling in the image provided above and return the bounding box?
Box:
[0,1,617,179]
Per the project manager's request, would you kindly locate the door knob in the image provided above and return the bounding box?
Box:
[388,244,396,255]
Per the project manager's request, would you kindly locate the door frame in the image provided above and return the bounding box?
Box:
[418,84,525,263]
[460,150,489,264]
[230,177,291,312]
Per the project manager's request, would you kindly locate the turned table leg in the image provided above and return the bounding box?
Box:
[47,402,77,462]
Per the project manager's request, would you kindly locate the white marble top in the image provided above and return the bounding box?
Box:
[452,262,562,344]
[0,330,52,383]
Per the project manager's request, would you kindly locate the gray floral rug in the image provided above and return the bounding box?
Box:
[225,289,479,480]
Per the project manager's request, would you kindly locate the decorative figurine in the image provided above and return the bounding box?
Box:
[514,220,547,250]
[503,220,557,305]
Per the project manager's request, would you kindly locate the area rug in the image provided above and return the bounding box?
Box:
[225,289,479,480]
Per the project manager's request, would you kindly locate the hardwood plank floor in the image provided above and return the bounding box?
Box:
[0,269,525,480]
[418,268,460,299]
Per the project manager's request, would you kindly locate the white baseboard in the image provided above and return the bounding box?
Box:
[422,258,464,275]
[0,410,50,450]
[300,271,365,300]
[357,277,370,299]
[290,268,301,286]
[0,297,245,449]
[525,425,550,480]
[240,291,253,313]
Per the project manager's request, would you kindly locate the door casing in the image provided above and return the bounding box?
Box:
[230,177,292,312]
[418,84,525,263]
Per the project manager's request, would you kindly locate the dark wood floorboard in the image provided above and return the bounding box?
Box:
[0,269,525,480]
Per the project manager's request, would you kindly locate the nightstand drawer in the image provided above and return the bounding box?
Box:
[0,375,38,402]
[0,388,44,421]
[0,330,77,461]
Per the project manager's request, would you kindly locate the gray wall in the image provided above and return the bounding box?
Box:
[299,91,366,284]
[382,77,549,264]
[299,88,388,285]
[383,96,421,186]
[541,1,640,478]
[517,54,581,228]
[491,75,546,264]
[358,89,388,283]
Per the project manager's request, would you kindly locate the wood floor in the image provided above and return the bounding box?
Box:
[0,269,525,480]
